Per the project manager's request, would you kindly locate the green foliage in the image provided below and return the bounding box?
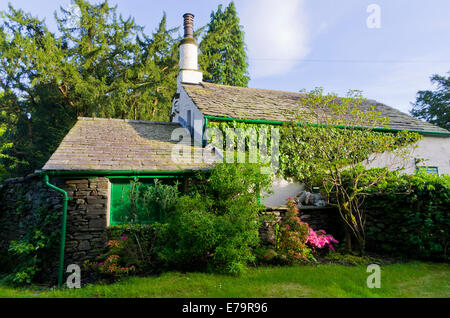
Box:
[162,194,219,271]
[279,88,421,186]
[356,171,450,260]
[115,179,180,224]
[207,120,277,170]
[255,200,311,265]
[106,223,168,274]
[4,205,59,285]
[162,163,272,275]
[0,1,180,176]
[279,88,422,253]
[85,238,137,279]
[199,2,249,87]
[411,71,450,130]
[86,223,168,279]
[97,163,271,277]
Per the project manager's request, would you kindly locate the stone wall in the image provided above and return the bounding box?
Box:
[260,205,343,244]
[64,177,108,266]
[0,174,109,283]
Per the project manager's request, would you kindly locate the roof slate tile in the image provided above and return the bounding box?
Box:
[42,118,212,171]
[184,82,449,134]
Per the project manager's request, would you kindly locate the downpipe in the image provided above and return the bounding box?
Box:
[42,174,69,287]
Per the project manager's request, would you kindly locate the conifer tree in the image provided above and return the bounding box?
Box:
[0,1,179,176]
[199,2,250,87]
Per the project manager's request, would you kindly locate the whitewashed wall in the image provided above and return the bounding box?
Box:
[365,136,450,175]
[262,177,304,206]
[171,74,205,145]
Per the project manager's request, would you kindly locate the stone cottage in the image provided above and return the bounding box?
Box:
[1,13,449,285]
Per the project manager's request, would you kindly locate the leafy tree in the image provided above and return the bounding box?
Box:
[199,2,249,87]
[411,72,450,130]
[279,88,422,253]
[0,1,179,176]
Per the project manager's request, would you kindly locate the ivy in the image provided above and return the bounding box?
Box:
[4,203,60,285]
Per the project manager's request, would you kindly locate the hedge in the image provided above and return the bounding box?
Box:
[362,172,449,260]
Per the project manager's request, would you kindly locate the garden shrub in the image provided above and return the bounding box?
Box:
[93,223,167,277]
[4,204,59,285]
[85,237,137,279]
[114,179,180,224]
[161,194,220,271]
[162,163,272,275]
[343,170,450,260]
[255,199,340,265]
[306,228,339,253]
[255,199,311,265]
[104,163,271,276]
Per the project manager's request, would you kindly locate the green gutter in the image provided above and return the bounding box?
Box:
[204,115,450,137]
[42,174,69,287]
[43,170,205,177]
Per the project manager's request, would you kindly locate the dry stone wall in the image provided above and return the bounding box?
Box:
[0,174,109,282]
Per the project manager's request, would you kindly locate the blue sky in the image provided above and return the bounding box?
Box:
[1,0,449,114]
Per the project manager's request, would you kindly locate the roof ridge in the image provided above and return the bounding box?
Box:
[77,117,180,125]
[196,81,306,96]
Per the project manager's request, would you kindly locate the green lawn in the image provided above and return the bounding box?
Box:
[0,262,448,298]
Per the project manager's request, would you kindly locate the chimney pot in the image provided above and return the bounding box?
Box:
[183,13,195,38]
[178,13,202,84]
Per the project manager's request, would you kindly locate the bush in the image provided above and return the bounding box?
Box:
[255,199,312,265]
[350,171,450,260]
[84,237,137,279]
[306,228,339,253]
[4,204,59,285]
[162,163,272,275]
[102,223,168,274]
[161,195,219,271]
[115,179,180,224]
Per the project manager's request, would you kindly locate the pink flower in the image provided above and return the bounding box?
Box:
[306,228,339,251]
[121,236,128,240]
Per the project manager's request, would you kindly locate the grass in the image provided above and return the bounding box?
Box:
[0,262,448,298]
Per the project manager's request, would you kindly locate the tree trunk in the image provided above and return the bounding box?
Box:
[345,228,352,252]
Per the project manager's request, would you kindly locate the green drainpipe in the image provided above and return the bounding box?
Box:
[43,174,69,287]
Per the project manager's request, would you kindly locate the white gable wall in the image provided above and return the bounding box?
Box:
[365,135,450,175]
[171,75,205,145]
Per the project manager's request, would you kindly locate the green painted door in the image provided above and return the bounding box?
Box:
[110,180,134,225]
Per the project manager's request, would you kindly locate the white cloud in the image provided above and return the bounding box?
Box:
[238,0,310,78]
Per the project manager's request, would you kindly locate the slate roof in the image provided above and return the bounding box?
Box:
[183,82,449,134]
[42,118,211,171]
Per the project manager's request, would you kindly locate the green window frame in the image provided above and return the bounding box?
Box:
[108,176,176,226]
[416,166,439,176]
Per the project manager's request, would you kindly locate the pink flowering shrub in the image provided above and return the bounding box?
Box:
[84,236,138,279]
[306,228,339,252]
[254,198,311,264]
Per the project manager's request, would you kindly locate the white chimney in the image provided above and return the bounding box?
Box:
[178,13,202,85]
